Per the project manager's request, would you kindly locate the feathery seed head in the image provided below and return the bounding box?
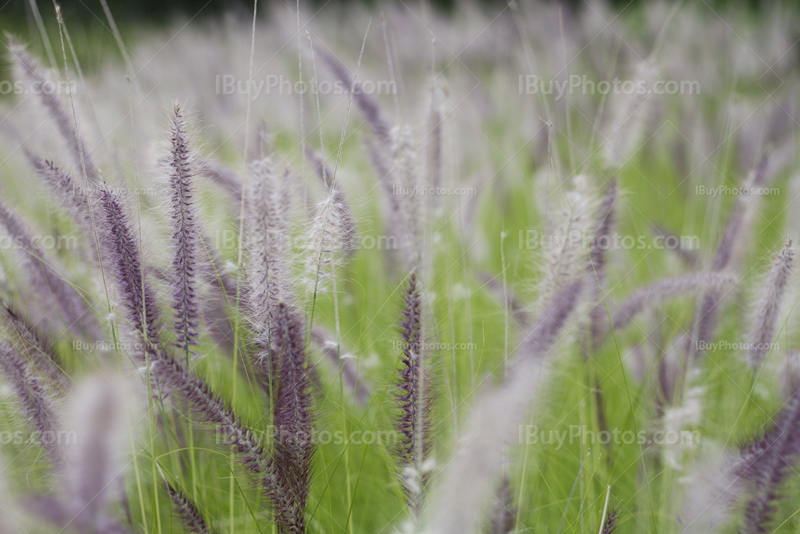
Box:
[748,240,793,368]
[537,175,597,310]
[164,103,202,354]
[97,184,161,346]
[0,198,95,336]
[63,373,132,531]
[165,480,215,534]
[0,341,61,467]
[245,157,292,338]
[8,39,99,183]
[304,184,353,294]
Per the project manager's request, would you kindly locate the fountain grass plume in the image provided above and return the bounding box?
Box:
[588,180,616,348]
[165,479,216,534]
[487,474,516,534]
[733,391,800,534]
[695,154,771,358]
[427,88,443,213]
[320,49,393,145]
[364,136,407,259]
[270,302,315,533]
[0,302,66,387]
[8,38,99,183]
[395,272,433,517]
[609,271,737,334]
[0,341,61,466]
[64,374,127,531]
[96,184,161,346]
[0,198,95,337]
[537,176,596,311]
[305,184,355,293]
[680,447,742,534]
[26,153,96,248]
[747,240,793,369]
[390,125,425,267]
[305,147,358,255]
[424,281,583,534]
[364,136,401,202]
[602,60,657,170]
[165,103,201,356]
[601,510,618,534]
[244,157,292,392]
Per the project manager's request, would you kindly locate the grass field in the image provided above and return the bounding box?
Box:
[0,2,799,534]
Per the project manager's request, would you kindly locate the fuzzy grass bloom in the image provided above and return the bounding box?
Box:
[244,157,292,392]
[601,60,657,169]
[747,240,793,369]
[535,176,598,312]
[588,180,617,348]
[0,341,61,466]
[395,272,433,518]
[63,374,128,531]
[0,302,66,388]
[165,103,201,356]
[610,271,737,333]
[322,52,425,268]
[487,474,516,534]
[0,199,95,337]
[305,183,355,294]
[679,447,742,534]
[424,282,583,534]
[601,510,618,534]
[20,373,132,533]
[270,302,315,534]
[97,185,162,346]
[734,391,800,534]
[321,50,393,146]
[694,155,771,360]
[26,153,97,252]
[305,147,358,256]
[165,479,216,534]
[389,125,426,267]
[9,39,99,184]
[244,160,315,534]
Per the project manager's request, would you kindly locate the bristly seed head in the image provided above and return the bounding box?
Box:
[747,239,793,368]
[165,103,201,355]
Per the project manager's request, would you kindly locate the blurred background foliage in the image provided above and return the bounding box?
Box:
[1,0,795,27]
